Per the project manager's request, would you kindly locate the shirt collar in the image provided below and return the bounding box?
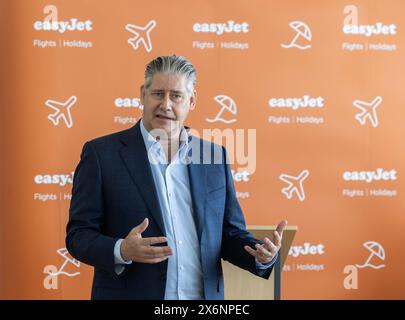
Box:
[140,118,190,162]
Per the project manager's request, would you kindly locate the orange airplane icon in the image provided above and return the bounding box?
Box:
[125,20,156,52]
[279,170,309,202]
[45,96,77,128]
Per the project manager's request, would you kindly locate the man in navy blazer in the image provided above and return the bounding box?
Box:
[66,55,287,300]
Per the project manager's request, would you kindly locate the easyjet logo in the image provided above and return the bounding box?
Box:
[193,21,249,35]
[343,23,396,37]
[343,168,397,183]
[289,243,325,258]
[33,5,93,33]
[34,172,74,187]
[343,5,397,37]
[269,95,324,110]
[114,97,143,109]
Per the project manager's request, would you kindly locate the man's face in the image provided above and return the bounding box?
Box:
[141,72,196,137]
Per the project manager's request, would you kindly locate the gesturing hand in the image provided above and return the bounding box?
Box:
[121,218,173,264]
[244,220,288,264]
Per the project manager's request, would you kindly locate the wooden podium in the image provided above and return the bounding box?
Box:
[222,225,297,300]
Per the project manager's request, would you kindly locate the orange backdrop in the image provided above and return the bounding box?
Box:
[1,0,404,299]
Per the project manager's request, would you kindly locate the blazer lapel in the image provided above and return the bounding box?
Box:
[118,122,166,236]
[187,137,207,243]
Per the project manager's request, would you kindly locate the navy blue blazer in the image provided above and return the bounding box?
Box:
[66,121,273,300]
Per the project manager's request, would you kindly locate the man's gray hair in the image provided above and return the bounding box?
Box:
[144,55,197,92]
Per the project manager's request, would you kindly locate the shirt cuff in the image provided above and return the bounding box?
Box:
[255,252,278,270]
[114,239,133,265]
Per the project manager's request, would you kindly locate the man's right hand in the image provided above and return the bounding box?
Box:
[121,218,172,264]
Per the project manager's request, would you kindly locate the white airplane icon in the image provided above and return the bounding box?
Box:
[279,170,309,202]
[45,96,77,128]
[125,20,156,52]
[353,96,382,128]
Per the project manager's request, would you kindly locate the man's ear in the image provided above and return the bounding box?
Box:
[190,89,197,110]
[140,85,145,105]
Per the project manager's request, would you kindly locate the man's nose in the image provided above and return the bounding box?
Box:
[160,93,173,111]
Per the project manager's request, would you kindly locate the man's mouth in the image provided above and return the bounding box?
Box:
[156,114,175,120]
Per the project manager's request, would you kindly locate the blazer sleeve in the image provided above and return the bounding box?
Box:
[66,142,121,277]
[220,147,274,279]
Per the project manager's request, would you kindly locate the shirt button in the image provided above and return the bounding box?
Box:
[168,192,172,197]
[180,265,184,271]
[178,240,183,245]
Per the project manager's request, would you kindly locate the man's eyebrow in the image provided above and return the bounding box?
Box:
[150,89,184,94]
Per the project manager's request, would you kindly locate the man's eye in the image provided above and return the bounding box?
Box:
[172,94,182,100]
[153,92,163,97]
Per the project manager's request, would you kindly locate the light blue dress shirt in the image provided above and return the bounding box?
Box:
[116,119,204,299]
[114,119,275,299]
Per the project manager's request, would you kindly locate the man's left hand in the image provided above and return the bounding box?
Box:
[244,220,288,264]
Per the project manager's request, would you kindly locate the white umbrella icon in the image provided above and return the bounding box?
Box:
[355,241,385,269]
[281,21,312,50]
[48,248,81,277]
[206,95,237,124]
